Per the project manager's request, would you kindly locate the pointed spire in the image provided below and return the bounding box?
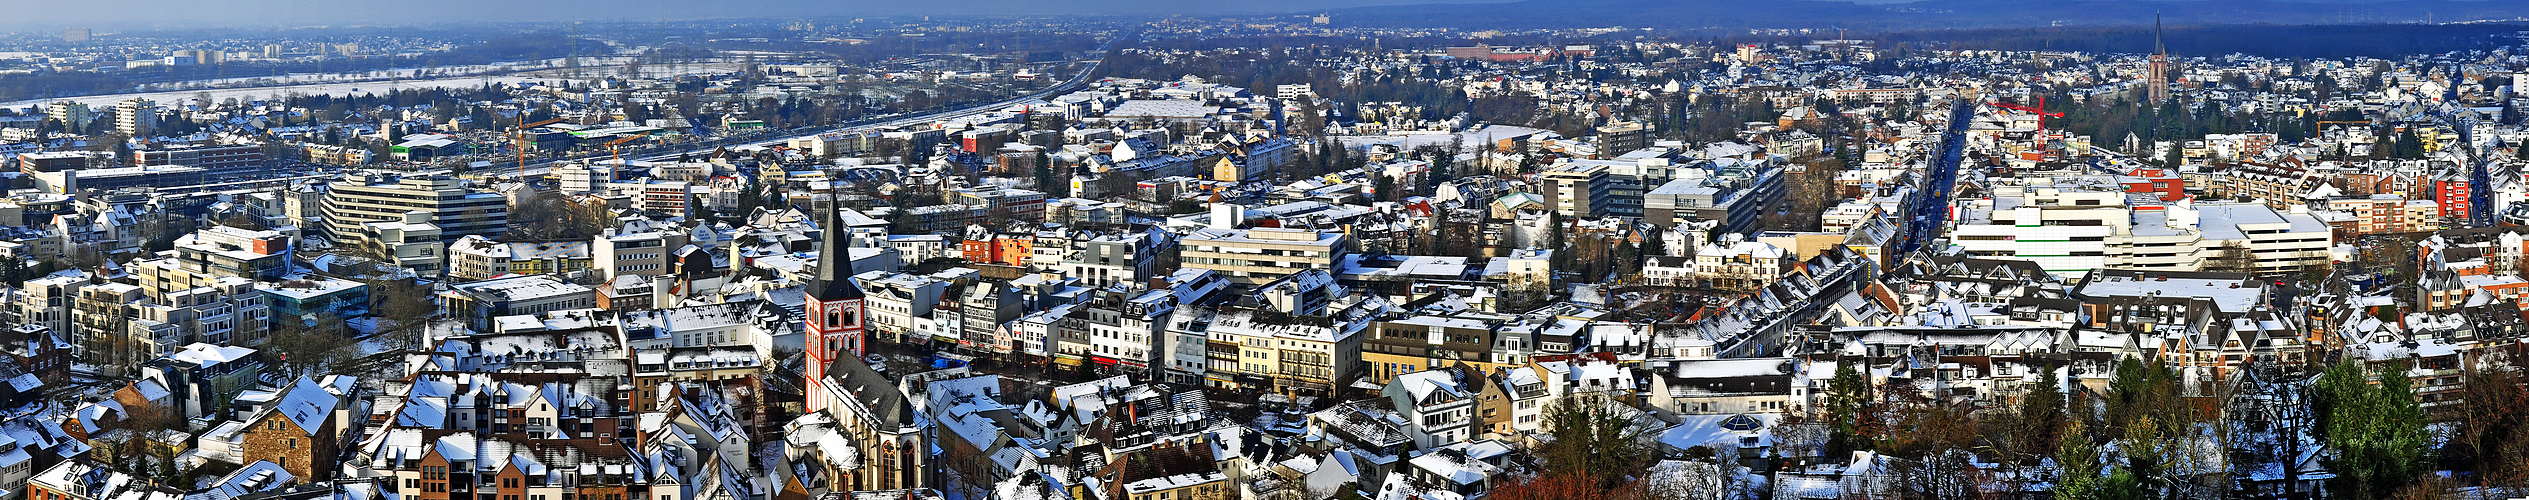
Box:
[811,206,863,300]
[2153,13,2165,56]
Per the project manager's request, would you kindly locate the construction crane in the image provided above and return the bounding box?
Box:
[515,118,567,131]
[514,115,528,179]
[604,135,643,163]
[511,117,569,179]
[1985,97,2063,131]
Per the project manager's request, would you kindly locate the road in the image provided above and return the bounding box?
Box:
[492,29,1137,180]
[1898,99,1978,254]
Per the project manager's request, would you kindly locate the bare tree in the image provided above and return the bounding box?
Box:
[368,278,436,352]
[267,315,355,378]
[1627,460,1732,500]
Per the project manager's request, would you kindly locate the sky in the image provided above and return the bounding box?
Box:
[0,0,1450,29]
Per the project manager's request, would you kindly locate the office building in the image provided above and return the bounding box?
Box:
[1181,228,1348,286]
[318,172,508,246]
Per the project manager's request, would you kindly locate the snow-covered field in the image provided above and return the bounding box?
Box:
[5,55,747,108]
[4,75,573,108]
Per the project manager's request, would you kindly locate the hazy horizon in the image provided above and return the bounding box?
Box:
[0,0,1475,31]
[0,0,2464,34]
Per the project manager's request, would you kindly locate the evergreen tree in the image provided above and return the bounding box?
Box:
[1824,359,1873,458]
[2394,127,2426,159]
[2316,359,2432,497]
[2019,366,2068,457]
[2053,421,2110,500]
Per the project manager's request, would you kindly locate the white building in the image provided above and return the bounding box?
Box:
[1951,183,2330,276]
[1180,227,1348,285]
[1384,369,1475,449]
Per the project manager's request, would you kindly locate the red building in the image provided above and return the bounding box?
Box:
[2435,176,2473,222]
[2121,167,2188,202]
[958,233,1032,267]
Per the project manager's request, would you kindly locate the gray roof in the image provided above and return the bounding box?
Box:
[826,354,911,426]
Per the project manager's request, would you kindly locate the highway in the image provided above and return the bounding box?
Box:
[493,30,1135,180]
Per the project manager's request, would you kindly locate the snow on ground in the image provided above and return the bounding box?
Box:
[7,75,572,108]
[11,56,758,108]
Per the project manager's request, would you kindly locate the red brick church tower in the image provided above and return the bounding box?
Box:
[2147,14,2171,103]
[803,207,866,413]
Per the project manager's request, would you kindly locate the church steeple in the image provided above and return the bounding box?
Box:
[811,207,864,300]
[2152,13,2165,56]
[803,205,871,415]
[2146,13,2172,103]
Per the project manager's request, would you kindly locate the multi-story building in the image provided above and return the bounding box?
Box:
[1364,314,1518,386]
[156,225,291,282]
[1642,161,1787,235]
[364,212,446,275]
[438,276,596,331]
[2072,270,2304,392]
[318,172,508,247]
[858,271,947,345]
[42,101,94,131]
[113,98,157,137]
[1694,234,1792,291]
[133,143,268,178]
[14,151,111,176]
[1171,296,1380,396]
[1075,287,1175,374]
[447,236,593,280]
[947,186,1047,222]
[28,164,207,194]
[1597,122,1650,156]
[128,277,272,353]
[1537,162,1611,218]
[2315,194,2443,236]
[262,276,369,329]
[71,282,144,371]
[1384,369,1476,448]
[1033,228,1164,288]
[15,274,85,338]
[593,221,685,281]
[607,179,695,216]
[1953,184,2331,276]
[1180,228,1347,286]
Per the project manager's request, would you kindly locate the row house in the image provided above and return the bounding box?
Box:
[2070,270,2306,395]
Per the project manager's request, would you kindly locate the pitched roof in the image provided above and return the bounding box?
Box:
[266,377,341,435]
[824,353,910,426]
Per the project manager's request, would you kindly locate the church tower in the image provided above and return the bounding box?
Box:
[2147,14,2171,103]
[803,207,867,413]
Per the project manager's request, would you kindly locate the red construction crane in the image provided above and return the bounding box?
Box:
[1986,96,2063,131]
